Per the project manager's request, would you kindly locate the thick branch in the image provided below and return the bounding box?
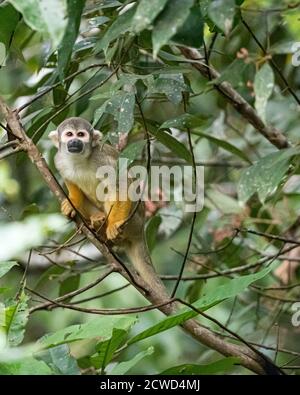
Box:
[179,46,290,150]
[0,97,283,375]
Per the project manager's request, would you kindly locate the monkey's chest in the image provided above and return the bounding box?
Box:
[61,164,100,207]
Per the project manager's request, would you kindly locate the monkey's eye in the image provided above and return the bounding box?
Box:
[66,131,73,137]
[77,131,85,137]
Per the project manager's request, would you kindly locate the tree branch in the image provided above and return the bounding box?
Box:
[178,46,290,150]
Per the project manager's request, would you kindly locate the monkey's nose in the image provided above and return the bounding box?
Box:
[67,139,84,153]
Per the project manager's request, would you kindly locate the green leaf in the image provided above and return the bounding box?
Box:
[39,316,137,349]
[118,140,146,171]
[91,328,127,370]
[128,262,277,345]
[238,148,299,204]
[109,347,154,375]
[37,344,80,375]
[172,5,204,48]
[151,129,192,163]
[147,74,189,105]
[95,6,136,54]
[59,274,80,301]
[0,358,53,375]
[95,92,136,134]
[152,0,194,58]
[2,292,29,346]
[160,357,240,375]
[0,3,20,49]
[254,63,274,123]
[160,113,210,130]
[58,0,85,78]
[0,261,18,278]
[191,130,251,163]
[132,0,169,33]
[145,215,162,253]
[8,0,68,48]
[208,0,236,35]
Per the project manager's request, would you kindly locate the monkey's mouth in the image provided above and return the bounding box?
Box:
[67,139,84,153]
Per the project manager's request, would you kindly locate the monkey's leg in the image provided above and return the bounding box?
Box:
[62,181,86,218]
[105,199,132,240]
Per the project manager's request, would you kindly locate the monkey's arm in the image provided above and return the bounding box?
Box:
[61,180,86,218]
[105,199,132,240]
[62,180,104,223]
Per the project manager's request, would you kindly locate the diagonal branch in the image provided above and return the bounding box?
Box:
[178,46,290,150]
[0,96,283,375]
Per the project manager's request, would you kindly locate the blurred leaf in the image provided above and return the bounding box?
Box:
[132,0,169,33]
[192,130,251,163]
[238,148,299,204]
[145,215,162,253]
[8,0,68,48]
[147,74,188,104]
[212,58,252,88]
[39,316,137,349]
[254,63,274,123]
[152,0,194,57]
[172,5,204,47]
[128,262,277,345]
[109,346,154,375]
[208,0,236,35]
[95,6,136,54]
[58,0,85,78]
[0,3,20,49]
[3,292,29,346]
[160,357,240,374]
[59,274,80,301]
[151,129,192,163]
[160,113,210,129]
[95,92,135,134]
[91,328,127,370]
[0,261,18,278]
[0,358,53,375]
[118,140,146,171]
[37,344,80,375]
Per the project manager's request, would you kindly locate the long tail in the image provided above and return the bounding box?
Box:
[125,238,170,301]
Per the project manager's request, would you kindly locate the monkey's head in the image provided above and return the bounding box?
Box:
[49,117,102,158]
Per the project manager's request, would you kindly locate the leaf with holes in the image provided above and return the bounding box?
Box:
[238,148,299,204]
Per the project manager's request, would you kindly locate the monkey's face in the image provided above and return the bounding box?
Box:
[61,128,90,155]
[49,117,102,158]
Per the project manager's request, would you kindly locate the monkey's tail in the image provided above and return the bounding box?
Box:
[125,238,170,301]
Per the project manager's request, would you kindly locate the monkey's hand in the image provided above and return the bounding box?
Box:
[61,198,76,218]
[90,211,106,230]
[106,220,125,240]
[105,200,132,241]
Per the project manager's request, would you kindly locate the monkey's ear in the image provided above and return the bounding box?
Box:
[92,129,103,147]
[48,130,59,148]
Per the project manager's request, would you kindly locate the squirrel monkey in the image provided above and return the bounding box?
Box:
[49,117,168,298]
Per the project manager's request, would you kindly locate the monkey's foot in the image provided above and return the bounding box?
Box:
[106,220,124,240]
[61,199,76,218]
[90,212,106,230]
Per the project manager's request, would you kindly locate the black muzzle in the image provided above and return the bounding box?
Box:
[67,139,84,153]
